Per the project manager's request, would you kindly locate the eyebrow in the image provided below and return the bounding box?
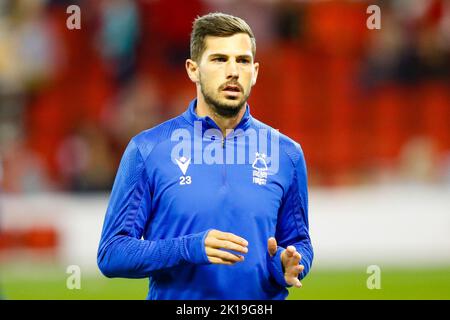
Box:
[208,53,253,60]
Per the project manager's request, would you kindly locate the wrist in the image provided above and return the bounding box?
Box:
[267,246,291,288]
[181,229,212,264]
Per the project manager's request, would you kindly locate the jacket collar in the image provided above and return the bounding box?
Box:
[182,98,252,137]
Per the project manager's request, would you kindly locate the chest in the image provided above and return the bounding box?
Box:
[148,139,287,229]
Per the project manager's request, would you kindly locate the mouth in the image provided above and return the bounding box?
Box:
[223,85,241,92]
[222,84,242,98]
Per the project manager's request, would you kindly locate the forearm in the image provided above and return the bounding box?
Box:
[97,230,211,278]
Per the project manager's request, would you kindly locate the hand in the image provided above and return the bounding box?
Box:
[205,229,249,265]
[268,237,304,288]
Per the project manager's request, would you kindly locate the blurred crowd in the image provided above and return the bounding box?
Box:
[0,0,449,193]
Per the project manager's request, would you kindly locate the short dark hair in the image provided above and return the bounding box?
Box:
[190,12,256,62]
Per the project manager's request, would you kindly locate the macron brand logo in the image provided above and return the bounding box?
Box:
[175,156,191,175]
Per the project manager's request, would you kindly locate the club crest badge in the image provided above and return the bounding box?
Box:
[252,152,268,186]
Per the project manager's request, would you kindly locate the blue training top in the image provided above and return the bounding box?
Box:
[97,98,313,300]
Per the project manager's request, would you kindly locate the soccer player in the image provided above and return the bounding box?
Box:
[97,12,313,300]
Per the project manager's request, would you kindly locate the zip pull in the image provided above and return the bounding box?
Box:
[222,137,225,148]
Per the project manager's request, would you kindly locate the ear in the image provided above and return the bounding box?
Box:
[252,62,259,86]
[185,59,199,83]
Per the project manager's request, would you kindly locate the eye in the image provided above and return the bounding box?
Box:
[213,57,226,62]
[238,58,250,64]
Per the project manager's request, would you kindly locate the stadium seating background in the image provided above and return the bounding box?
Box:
[0,0,449,299]
[1,0,449,192]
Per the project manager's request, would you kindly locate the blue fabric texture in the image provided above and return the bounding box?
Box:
[267,247,291,288]
[97,99,313,299]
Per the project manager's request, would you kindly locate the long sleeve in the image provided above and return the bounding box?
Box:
[97,139,210,278]
[268,144,314,287]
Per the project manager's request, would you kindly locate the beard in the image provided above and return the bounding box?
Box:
[200,76,250,118]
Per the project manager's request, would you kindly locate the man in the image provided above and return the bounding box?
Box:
[97,12,313,300]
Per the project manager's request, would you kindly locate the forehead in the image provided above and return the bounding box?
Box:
[202,33,253,57]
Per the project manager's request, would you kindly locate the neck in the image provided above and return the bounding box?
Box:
[195,94,247,136]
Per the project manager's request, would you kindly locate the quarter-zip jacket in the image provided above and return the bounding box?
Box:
[97,98,313,299]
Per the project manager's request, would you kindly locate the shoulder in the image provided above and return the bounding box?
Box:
[130,114,189,161]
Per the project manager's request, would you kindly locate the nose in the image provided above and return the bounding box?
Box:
[226,60,239,79]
